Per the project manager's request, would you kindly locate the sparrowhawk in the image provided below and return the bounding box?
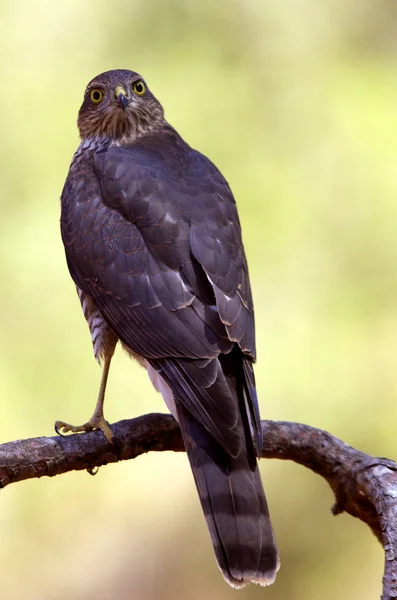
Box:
[57,69,279,588]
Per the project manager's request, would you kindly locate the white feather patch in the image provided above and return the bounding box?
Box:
[145,361,178,421]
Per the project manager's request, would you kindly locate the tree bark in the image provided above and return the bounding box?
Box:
[0,414,395,598]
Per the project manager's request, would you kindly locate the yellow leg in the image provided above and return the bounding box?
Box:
[55,353,114,443]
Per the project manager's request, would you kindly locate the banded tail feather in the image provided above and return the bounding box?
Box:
[175,354,279,588]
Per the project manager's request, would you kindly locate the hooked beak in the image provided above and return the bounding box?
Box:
[114,85,129,110]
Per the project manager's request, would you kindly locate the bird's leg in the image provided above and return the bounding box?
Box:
[55,353,114,443]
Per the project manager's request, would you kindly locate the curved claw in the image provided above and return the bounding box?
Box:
[54,423,68,437]
[54,421,81,437]
[53,418,114,444]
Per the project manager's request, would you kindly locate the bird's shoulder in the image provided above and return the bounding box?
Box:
[93,125,235,216]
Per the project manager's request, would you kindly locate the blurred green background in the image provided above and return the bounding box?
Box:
[0,0,396,598]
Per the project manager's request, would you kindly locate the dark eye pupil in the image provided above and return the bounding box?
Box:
[135,83,143,92]
[92,91,101,101]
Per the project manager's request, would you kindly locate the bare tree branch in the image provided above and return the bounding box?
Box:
[0,414,395,599]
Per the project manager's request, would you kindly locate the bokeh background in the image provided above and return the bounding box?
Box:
[1,1,396,598]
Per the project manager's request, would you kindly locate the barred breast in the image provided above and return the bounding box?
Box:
[76,287,118,362]
[76,286,177,416]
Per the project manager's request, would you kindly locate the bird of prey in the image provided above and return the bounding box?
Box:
[57,69,279,588]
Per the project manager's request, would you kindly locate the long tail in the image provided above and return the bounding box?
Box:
[175,374,279,588]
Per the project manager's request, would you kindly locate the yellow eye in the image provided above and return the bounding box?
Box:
[132,81,146,96]
[90,89,104,103]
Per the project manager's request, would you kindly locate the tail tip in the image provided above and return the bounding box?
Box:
[222,555,281,589]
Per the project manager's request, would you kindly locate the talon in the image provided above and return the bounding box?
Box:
[54,421,75,437]
[53,417,113,444]
[97,418,114,444]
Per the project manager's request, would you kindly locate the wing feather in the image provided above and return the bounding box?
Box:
[61,127,258,449]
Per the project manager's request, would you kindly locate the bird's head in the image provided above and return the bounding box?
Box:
[77,69,165,142]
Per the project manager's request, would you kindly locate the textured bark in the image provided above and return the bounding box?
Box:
[0,414,395,598]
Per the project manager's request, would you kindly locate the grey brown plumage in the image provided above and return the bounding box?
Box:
[60,69,279,587]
